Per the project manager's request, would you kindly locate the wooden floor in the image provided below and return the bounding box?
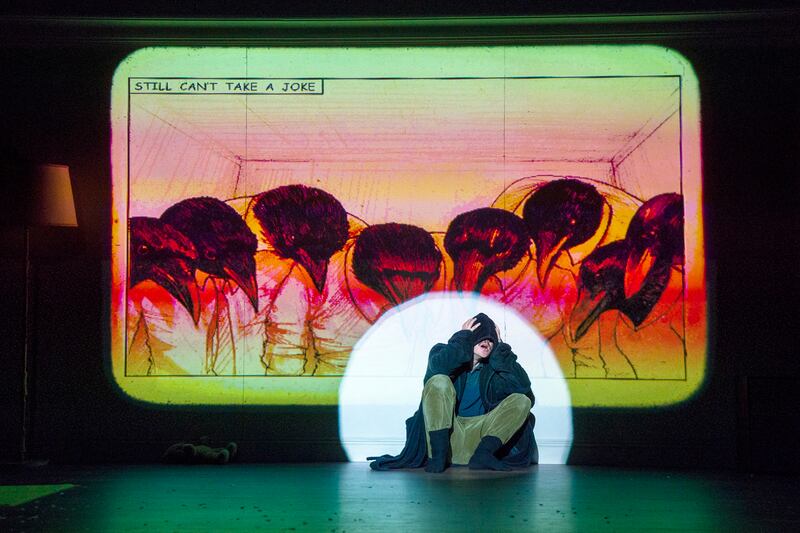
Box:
[1,463,799,531]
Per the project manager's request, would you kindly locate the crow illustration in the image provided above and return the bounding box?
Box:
[161,197,258,312]
[129,216,200,324]
[250,184,349,293]
[352,223,442,306]
[522,178,605,286]
[444,207,530,293]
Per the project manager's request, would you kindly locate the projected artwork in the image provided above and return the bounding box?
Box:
[111,46,705,408]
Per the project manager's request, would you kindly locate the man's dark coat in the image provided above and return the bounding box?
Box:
[369,329,538,470]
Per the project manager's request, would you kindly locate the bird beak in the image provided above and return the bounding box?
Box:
[222,255,259,312]
[452,250,490,293]
[535,231,569,287]
[149,259,201,325]
[624,247,655,299]
[294,251,329,293]
[569,288,614,342]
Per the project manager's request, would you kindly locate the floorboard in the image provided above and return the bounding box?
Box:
[1,463,799,531]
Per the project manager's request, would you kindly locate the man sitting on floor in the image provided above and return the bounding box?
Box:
[369,312,538,472]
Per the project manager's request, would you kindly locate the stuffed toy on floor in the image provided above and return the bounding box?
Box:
[163,440,238,465]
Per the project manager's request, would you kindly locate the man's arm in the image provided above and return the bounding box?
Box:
[488,342,535,405]
[426,329,474,379]
[426,317,482,379]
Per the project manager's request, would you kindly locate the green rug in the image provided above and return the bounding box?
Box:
[0,484,75,506]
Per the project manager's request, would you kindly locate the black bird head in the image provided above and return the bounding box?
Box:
[352,223,442,306]
[129,217,201,324]
[569,240,628,342]
[522,178,604,286]
[570,194,685,338]
[251,185,349,293]
[161,197,258,311]
[623,193,684,300]
[444,207,530,293]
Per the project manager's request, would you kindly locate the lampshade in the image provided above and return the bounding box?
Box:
[28,164,78,227]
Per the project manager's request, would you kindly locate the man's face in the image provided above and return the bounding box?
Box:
[473,338,494,359]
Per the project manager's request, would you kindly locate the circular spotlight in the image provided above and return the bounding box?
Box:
[339,292,573,464]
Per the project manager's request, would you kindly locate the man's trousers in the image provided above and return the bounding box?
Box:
[421,374,532,465]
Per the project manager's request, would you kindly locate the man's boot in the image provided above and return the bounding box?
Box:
[468,436,511,471]
[425,429,450,473]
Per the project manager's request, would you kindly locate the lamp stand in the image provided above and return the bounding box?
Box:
[8,163,76,467]
[21,225,32,462]
[20,225,48,466]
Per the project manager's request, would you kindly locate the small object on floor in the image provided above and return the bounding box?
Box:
[225,441,238,461]
[162,441,238,465]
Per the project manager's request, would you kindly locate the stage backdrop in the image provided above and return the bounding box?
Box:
[110,46,704,459]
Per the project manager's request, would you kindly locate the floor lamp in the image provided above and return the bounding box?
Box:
[21,163,78,463]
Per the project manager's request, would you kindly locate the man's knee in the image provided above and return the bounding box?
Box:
[423,374,455,396]
[506,393,532,414]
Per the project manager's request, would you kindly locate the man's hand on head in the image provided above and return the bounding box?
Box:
[461,317,480,332]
